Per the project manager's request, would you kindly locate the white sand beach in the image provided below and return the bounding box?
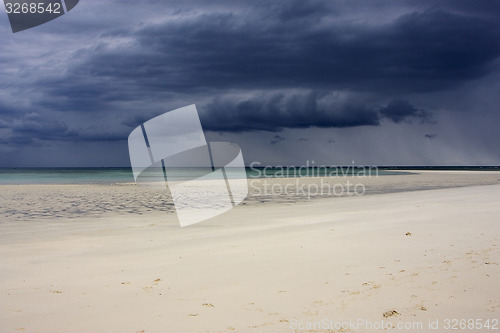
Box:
[1,171,499,332]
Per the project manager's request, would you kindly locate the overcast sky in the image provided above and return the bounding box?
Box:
[1,0,499,167]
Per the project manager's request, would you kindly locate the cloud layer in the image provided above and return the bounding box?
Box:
[1,0,499,165]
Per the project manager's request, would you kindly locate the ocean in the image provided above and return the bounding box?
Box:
[0,166,498,185]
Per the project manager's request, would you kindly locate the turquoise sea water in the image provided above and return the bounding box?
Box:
[0,166,498,185]
[0,168,134,184]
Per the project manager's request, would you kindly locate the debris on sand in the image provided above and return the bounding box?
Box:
[383,310,400,318]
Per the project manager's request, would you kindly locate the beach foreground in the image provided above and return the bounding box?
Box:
[0,173,499,332]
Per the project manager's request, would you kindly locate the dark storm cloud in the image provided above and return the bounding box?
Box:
[270,135,285,145]
[380,99,432,124]
[10,113,77,140]
[1,112,128,144]
[199,92,380,132]
[438,0,500,18]
[0,135,37,146]
[1,0,500,166]
[121,114,152,129]
[0,100,33,117]
[65,4,500,97]
[276,0,331,22]
[19,0,497,139]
